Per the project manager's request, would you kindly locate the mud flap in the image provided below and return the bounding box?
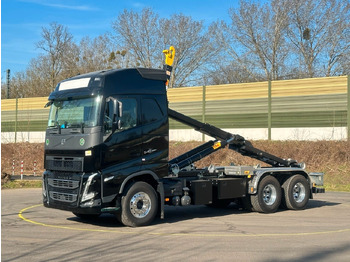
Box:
[157,182,165,219]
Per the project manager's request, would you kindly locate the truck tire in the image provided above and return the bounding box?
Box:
[282,175,310,210]
[117,181,158,227]
[251,175,281,213]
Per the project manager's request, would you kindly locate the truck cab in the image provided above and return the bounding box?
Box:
[43,68,169,218]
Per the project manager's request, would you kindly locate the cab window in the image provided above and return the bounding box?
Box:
[104,98,137,134]
[119,98,137,130]
[142,98,163,124]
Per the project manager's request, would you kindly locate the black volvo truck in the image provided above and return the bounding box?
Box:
[42,47,324,227]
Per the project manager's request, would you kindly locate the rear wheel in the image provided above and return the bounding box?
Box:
[251,175,281,213]
[282,175,310,210]
[117,181,158,227]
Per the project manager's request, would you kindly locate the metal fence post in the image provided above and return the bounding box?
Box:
[20,161,24,180]
[268,80,272,140]
[202,85,206,142]
[6,69,10,99]
[15,97,18,143]
[33,160,37,176]
[348,75,350,141]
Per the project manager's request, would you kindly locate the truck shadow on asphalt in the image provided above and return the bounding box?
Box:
[66,198,340,227]
[66,205,239,227]
[306,198,340,209]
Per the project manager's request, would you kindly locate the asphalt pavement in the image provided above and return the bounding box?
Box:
[2,188,350,261]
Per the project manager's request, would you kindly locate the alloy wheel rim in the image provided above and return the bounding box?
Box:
[129,192,151,218]
[293,182,306,203]
[263,184,277,205]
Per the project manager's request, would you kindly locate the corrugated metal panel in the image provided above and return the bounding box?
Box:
[205,82,268,101]
[167,86,204,102]
[1,76,346,107]
[169,98,268,115]
[167,76,347,103]
[167,82,268,103]
[272,94,347,113]
[2,109,49,122]
[271,76,347,97]
[1,97,49,111]
[1,76,348,131]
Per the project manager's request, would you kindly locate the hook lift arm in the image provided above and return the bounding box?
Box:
[167,108,300,172]
[163,46,300,173]
[163,46,176,87]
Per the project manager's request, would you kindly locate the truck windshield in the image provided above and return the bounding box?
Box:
[47,96,102,128]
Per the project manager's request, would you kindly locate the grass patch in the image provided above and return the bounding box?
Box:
[325,184,350,192]
[2,180,42,189]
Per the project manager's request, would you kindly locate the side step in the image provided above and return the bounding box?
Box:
[101,207,120,213]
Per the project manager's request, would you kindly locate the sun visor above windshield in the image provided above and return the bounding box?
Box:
[58,77,91,91]
[136,68,167,81]
[49,74,104,100]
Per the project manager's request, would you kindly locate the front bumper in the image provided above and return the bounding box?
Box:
[42,170,102,214]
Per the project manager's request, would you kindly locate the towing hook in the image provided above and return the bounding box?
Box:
[163,46,175,66]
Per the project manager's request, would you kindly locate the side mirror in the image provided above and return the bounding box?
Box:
[44,101,53,108]
[106,97,123,133]
[117,101,123,118]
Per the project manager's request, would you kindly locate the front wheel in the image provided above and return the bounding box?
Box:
[282,175,310,210]
[251,175,281,213]
[117,182,158,227]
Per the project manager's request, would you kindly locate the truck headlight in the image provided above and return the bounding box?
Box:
[42,177,47,197]
[81,173,99,202]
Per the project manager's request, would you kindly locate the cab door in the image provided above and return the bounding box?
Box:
[101,96,143,201]
[102,97,142,167]
[140,95,169,178]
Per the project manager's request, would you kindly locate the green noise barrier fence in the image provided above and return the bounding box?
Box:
[1,75,349,141]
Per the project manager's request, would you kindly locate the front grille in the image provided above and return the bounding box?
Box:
[49,191,77,203]
[48,178,79,189]
[46,156,83,172]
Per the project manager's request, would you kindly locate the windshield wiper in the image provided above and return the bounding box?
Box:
[80,122,85,134]
[69,122,85,134]
[48,122,61,134]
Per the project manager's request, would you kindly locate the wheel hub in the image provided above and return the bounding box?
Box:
[129,192,151,218]
[293,182,306,203]
[263,184,277,205]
